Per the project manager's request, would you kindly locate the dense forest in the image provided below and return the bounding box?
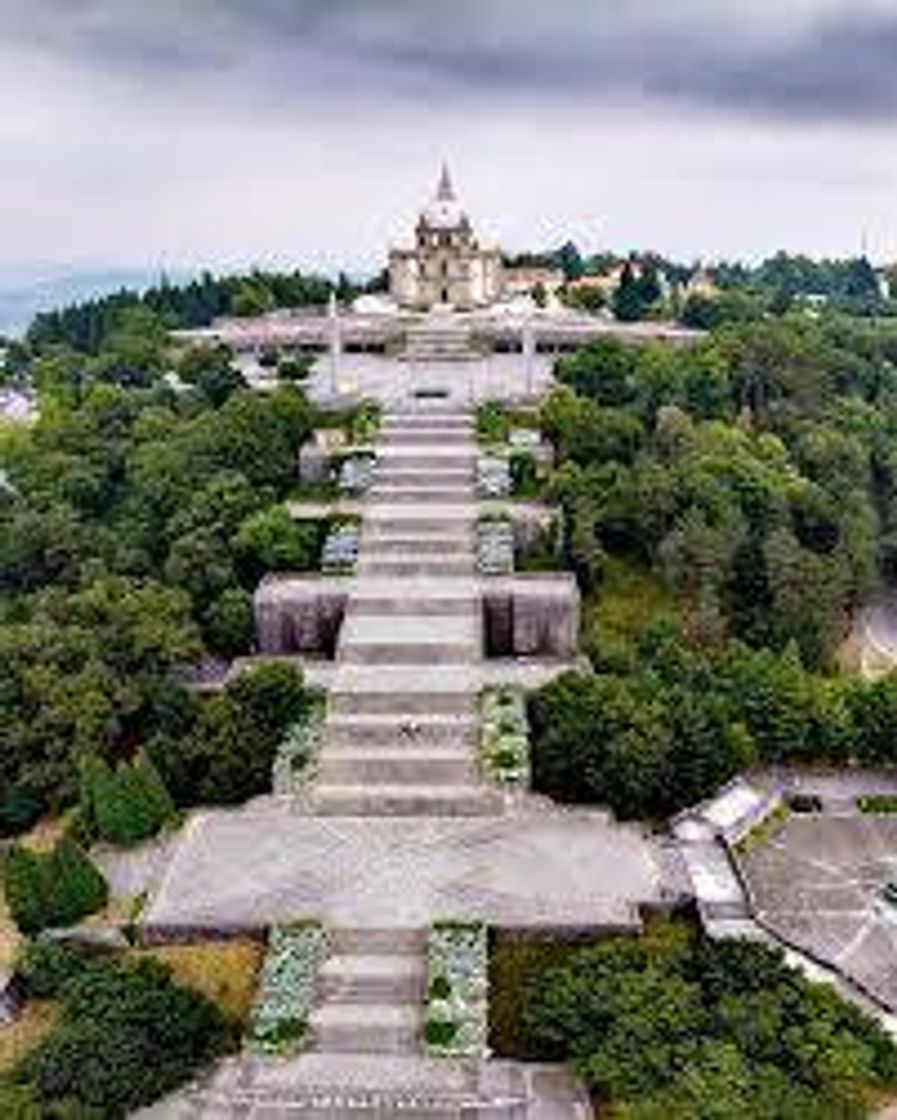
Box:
[0,307,336,831]
[530,314,897,817]
[9,274,897,833]
[24,267,357,355]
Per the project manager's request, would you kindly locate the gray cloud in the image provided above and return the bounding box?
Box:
[6,1,897,121]
[2,1,897,279]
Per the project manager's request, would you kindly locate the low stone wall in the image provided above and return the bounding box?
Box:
[255,576,348,656]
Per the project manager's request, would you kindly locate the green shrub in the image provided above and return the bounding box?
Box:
[44,837,108,929]
[0,785,43,837]
[857,794,897,814]
[429,974,453,1000]
[510,451,539,497]
[277,357,311,382]
[2,837,107,935]
[22,958,230,1118]
[0,1081,41,1119]
[3,846,50,936]
[424,1018,458,1048]
[476,400,506,444]
[18,939,91,999]
[205,587,255,657]
[79,750,174,846]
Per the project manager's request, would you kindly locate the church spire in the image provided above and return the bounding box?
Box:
[437,161,455,201]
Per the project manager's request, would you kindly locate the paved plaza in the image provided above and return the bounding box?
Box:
[145,801,670,933]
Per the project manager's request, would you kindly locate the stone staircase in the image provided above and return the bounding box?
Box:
[401,317,479,363]
[311,928,426,1056]
[309,408,496,818]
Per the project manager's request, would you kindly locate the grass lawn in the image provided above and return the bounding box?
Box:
[0,1000,59,1073]
[132,939,265,1026]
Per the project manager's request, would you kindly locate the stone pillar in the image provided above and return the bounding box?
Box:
[523,316,536,398]
[328,292,341,396]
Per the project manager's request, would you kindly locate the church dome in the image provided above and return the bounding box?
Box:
[422,197,466,229]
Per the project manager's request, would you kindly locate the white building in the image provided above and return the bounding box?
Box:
[389,165,503,312]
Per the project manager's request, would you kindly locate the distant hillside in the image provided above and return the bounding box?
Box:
[0,268,161,337]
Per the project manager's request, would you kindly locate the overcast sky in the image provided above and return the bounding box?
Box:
[3,0,897,282]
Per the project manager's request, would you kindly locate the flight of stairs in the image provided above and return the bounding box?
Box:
[401,318,479,362]
[310,928,426,1056]
[309,408,497,819]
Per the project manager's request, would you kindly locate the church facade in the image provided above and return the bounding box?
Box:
[389,166,503,312]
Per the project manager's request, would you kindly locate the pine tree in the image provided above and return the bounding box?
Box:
[46,836,108,927]
[3,844,49,935]
[90,755,132,845]
[133,749,175,834]
[613,262,644,322]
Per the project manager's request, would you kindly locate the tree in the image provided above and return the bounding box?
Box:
[613,263,646,322]
[234,505,321,579]
[178,345,246,406]
[205,587,255,658]
[3,837,107,934]
[80,751,174,846]
[3,845,50,935]
[46,836,109,928]
[23,958,229,1116]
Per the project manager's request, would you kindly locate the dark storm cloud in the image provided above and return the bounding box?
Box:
[6,1,897,122]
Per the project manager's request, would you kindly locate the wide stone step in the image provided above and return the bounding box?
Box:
[365,502,475,522]
[364,517,476,540]
[341,614,478,643]
[324,714,478,750]
[310,783,496,817]
[310,1003,421,1054]
[371,485,473,504]
[329,928,428,955]
[317,750,477,785]
[375,451,476,471]
[359,557,475,577]
[330,692,475,716]
[319,954,425,1003]
[382,409,472,422]
[375,468,474,487]
[359,535,472,556]
[379,430,472,447]
[340,642,478,665]
[348,594,477,617]
[168,1054,544,1120]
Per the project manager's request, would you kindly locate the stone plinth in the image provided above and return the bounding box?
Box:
[254,575,348,656]
[483,574,579,659]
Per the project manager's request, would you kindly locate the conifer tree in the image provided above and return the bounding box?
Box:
[133,749,175,834]
[90,755,132,845]
[46,836,108,927]
[3,844,49,935]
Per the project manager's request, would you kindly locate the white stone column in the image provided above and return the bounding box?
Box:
[523,315,536,399]
[328,292,341,397]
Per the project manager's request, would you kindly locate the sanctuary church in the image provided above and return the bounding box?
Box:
[389,165,503,311]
